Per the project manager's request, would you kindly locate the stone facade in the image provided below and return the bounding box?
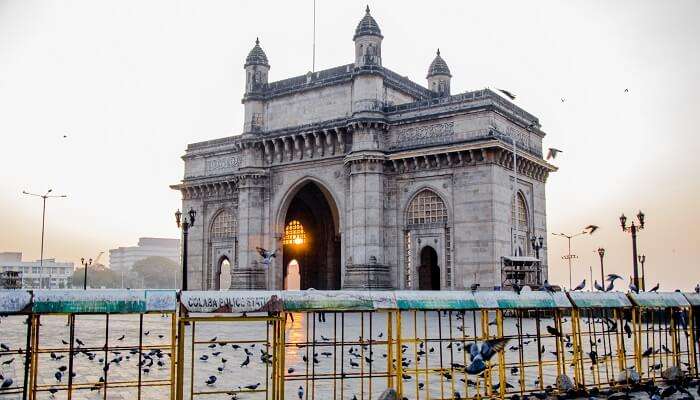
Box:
[172,8,556,291]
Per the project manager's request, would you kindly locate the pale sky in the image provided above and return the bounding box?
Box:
[1,1,699,290]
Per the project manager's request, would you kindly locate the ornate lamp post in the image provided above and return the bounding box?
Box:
[530,236,544,284]
[597,248,605,285]
[80,257,92,290]
[638,254,646,291]
[620,210,645,290]
[175,208,196,291]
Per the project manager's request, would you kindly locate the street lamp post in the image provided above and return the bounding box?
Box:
[22,189,67,289]
[530,236,544,284]
[175,208,196,291]
[80,257,92,290]
[597,248,605,285]
[638,254,646,291]
[552,230,588,290]
[620,211,645,290]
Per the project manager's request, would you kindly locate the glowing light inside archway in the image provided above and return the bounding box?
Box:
[283,220,306,246]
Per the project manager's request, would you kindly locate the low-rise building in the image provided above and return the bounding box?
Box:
[109,237,180,274]
[0,252,73,288]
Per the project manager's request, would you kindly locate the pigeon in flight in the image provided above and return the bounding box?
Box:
[255,247,278,267]
[606,274,623,282]
[585,225,599,234]
[497,88,516,100]
[464,338,510,375]
[546,148,562,160]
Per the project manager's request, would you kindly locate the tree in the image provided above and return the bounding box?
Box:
[72,263,120,288]
[129,256,180,289]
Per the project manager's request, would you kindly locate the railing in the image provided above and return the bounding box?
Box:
[0,289,697,400]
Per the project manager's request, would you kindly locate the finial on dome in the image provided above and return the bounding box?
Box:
[354,5,383,40]
[427,48,451,78]
[245,37,269,68]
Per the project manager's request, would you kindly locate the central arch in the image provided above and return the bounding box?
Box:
[280,181,341,290]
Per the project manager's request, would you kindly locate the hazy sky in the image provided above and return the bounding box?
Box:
[1,1,699,290]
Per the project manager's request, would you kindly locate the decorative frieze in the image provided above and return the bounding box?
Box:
[387,121,454,149]
[205,156,242,174]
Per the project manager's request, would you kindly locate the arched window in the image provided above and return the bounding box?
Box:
[511,192,529,231]
[283,220,306,245]
[406,189,448,226]
[211,210,236,239]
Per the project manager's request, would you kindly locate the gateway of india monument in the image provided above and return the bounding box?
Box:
[172,7,556,292]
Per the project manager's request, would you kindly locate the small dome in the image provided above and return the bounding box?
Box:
[427,49,451,78]
[245,38,269,67]
[353,6,383,40]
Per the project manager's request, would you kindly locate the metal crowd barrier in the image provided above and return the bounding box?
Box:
[1,289,699,400]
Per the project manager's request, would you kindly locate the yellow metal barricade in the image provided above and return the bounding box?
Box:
[0,290,32,400]
[628,292,694,383]
[568,292,634,389]
[27,289,178,400]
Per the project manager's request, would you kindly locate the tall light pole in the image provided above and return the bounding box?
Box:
[22,189,67,289]
[80,257,92,290]
[638,254,646,291]
[552,230,588,289]
[175,208,196,291]
[597,248,605,285]
[620,210,645,290]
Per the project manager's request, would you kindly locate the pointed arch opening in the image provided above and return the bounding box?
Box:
[280,181,341,290]
[511,191,530,256]
[207,208,237,290]
[404,188,451,289]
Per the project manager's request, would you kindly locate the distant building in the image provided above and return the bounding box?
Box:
[0,271,22,289]
[109,238,180,274]
[0,252,73,288]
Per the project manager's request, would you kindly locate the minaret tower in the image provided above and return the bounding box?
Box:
[242,38,269,133]
[427,48,452,96]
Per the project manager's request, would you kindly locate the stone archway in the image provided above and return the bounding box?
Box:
[281,181,341,290]
[418,246,439,290]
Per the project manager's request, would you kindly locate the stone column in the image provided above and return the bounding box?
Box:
[343,150,391,289]
[230,171,268,289]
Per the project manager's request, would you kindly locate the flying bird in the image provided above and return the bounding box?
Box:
[624,88,629,93]
[546,148,563,160]
[606,274,623,282]
[585,225,599,234]
[464,338,510,375]
[497,88,516,100]
[255,247,278,267]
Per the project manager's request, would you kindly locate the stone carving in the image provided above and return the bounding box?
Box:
[206,156,242,174]
[389,121,454,149]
